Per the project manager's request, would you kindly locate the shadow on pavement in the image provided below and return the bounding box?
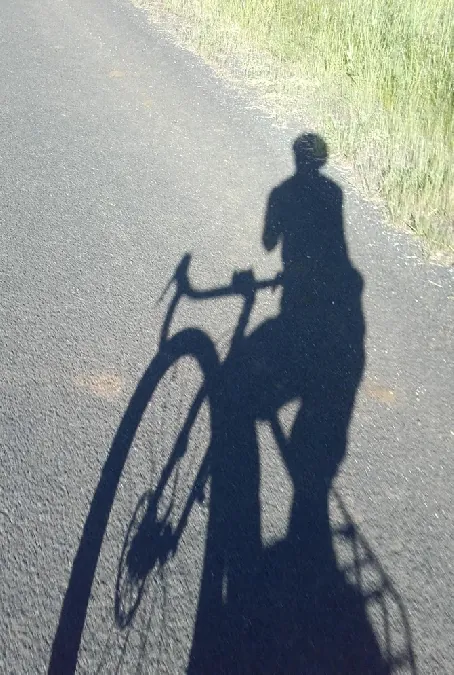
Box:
[49,135,416,674]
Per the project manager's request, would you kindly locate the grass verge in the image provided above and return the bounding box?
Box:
[134,0,454,260]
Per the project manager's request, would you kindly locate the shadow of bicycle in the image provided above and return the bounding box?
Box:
[49,134,416,675]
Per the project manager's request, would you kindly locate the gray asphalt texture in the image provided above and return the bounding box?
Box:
[1,0,453,673]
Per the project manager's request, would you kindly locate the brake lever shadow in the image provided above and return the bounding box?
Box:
[157,253,192,304]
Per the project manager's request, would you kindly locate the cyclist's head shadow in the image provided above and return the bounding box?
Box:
[293,131,328,171]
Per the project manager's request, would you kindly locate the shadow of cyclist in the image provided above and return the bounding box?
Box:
[49,134,412,675]
[188,134,388,673]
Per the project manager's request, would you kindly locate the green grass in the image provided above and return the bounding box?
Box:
[136,0,454,258]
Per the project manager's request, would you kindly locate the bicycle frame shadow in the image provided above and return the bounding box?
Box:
[49,134,417,674]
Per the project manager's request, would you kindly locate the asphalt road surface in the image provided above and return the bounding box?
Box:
[1,0,453,673]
